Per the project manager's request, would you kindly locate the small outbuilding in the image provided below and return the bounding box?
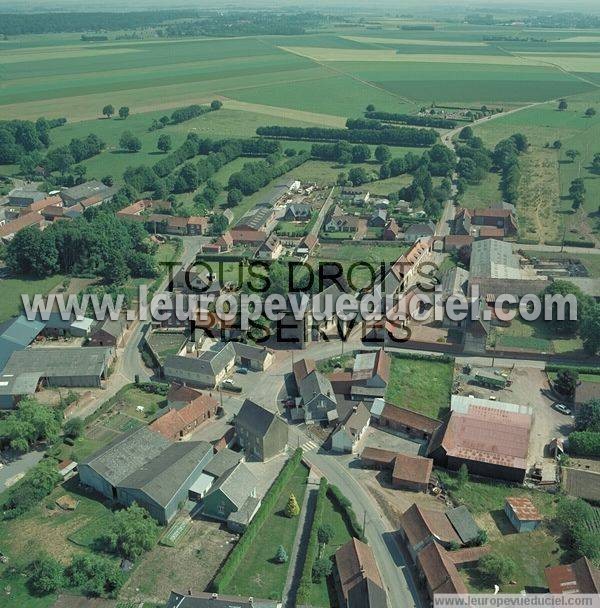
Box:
[504,497,541,533]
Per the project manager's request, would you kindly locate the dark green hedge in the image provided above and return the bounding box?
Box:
[389,351,454,364]
[296,477,327,605]
[546,364,600,374]
[210,448,303,592]
[327,485,365,542]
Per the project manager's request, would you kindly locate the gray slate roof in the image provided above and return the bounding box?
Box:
[61,180,110,201]
[447,505,480,544]
[299,369,334,405]
[119,440,212,507]
[203,447,243,478]
[165,342,235,377]
[166,591,277,608]
[205,462,257,509]
[235,399,278,436]
[0,315,46,370]
[470,239,521,279]
[82,427,172,487]
[94,318,125,339]
[232,342,271,364]
[3,346,112,378]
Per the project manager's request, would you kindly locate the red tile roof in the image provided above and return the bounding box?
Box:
[230,228,267,244]
[21,194,62,214]
[505,496,541,522]
[335,538,385,603]
[417,541,469,595]
[293,358,315,387]
[167,382,203,404]
[361,447,398,467]
[149,393,218,439]
[0,212,44,238]
[380,403,442,435]
[392,453,433,486]
[400,503,461,548]
[545,557,600,594]
[478,227,505,238]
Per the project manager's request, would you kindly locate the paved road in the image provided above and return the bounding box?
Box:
[294,427,423,608]
[0,449,44,491]
[309,185,336,239]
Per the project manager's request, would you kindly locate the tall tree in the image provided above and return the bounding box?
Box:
[102,104,115,119]
[118,106,130,119]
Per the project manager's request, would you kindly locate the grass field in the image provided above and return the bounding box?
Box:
[495,318,584,355]
[0,274,66,323]
[384,356,453,419]
[223,464,309,601]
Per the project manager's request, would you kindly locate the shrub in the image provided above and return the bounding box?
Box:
[285,494,300,518]
[3,458,61,519]
[312,557,333,583]
[27,555,64,596]
[66,554,124,597]
[568,431,600,457]
[478,553,517,584]
[63,417,84,439]
[275,545,288,564]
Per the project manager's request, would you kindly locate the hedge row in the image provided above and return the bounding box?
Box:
[210,448,303,592]
[389,350,454,364]
[327,485,365,542]
[296,477,328,605]
[544,239,596,248]
[256,125,438,147]
[364,111,458,129]
[568,431,600,457]
[546,364,600,375]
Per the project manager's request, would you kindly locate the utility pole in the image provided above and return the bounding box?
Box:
[363,511,367,538]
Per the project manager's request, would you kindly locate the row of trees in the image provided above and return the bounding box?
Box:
[6,209,157,281]
[457,127,526,204]
[256,125,438,147]
[101,105,130,120]
[228,151,309,195]
[170,101,220,125]
[311,141,373,164]
[364,110,458,129]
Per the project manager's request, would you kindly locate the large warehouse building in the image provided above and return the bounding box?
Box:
[79,427,213,524]
[1,346,113,388]
[427,397,532,483]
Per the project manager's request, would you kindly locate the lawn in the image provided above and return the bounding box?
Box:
[308,493,353,608]
[460,172,502,210]
[438,473,562,593]
[384,355,453,419]
[0,274,66,323]
[223,464,310,601]
[495,317,584,355]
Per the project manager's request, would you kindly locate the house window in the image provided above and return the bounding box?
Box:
[217,502,226,515]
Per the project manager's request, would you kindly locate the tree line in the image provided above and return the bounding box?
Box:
[0,10,198,35]
[228,151,309,195]
[122,135,282,200]
[256,125,438,147]
[364,111,458,129]
[456,127,526,204]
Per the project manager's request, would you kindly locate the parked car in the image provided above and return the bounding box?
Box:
[222,378,234,386]
[554,403,572,416]
[237,367,248,375]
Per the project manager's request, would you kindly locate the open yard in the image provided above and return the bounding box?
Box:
[439,473,562,593]
[222,464,310,601]
[120,518,235,605]
[385,355,453,419]
[494,317,584,355]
